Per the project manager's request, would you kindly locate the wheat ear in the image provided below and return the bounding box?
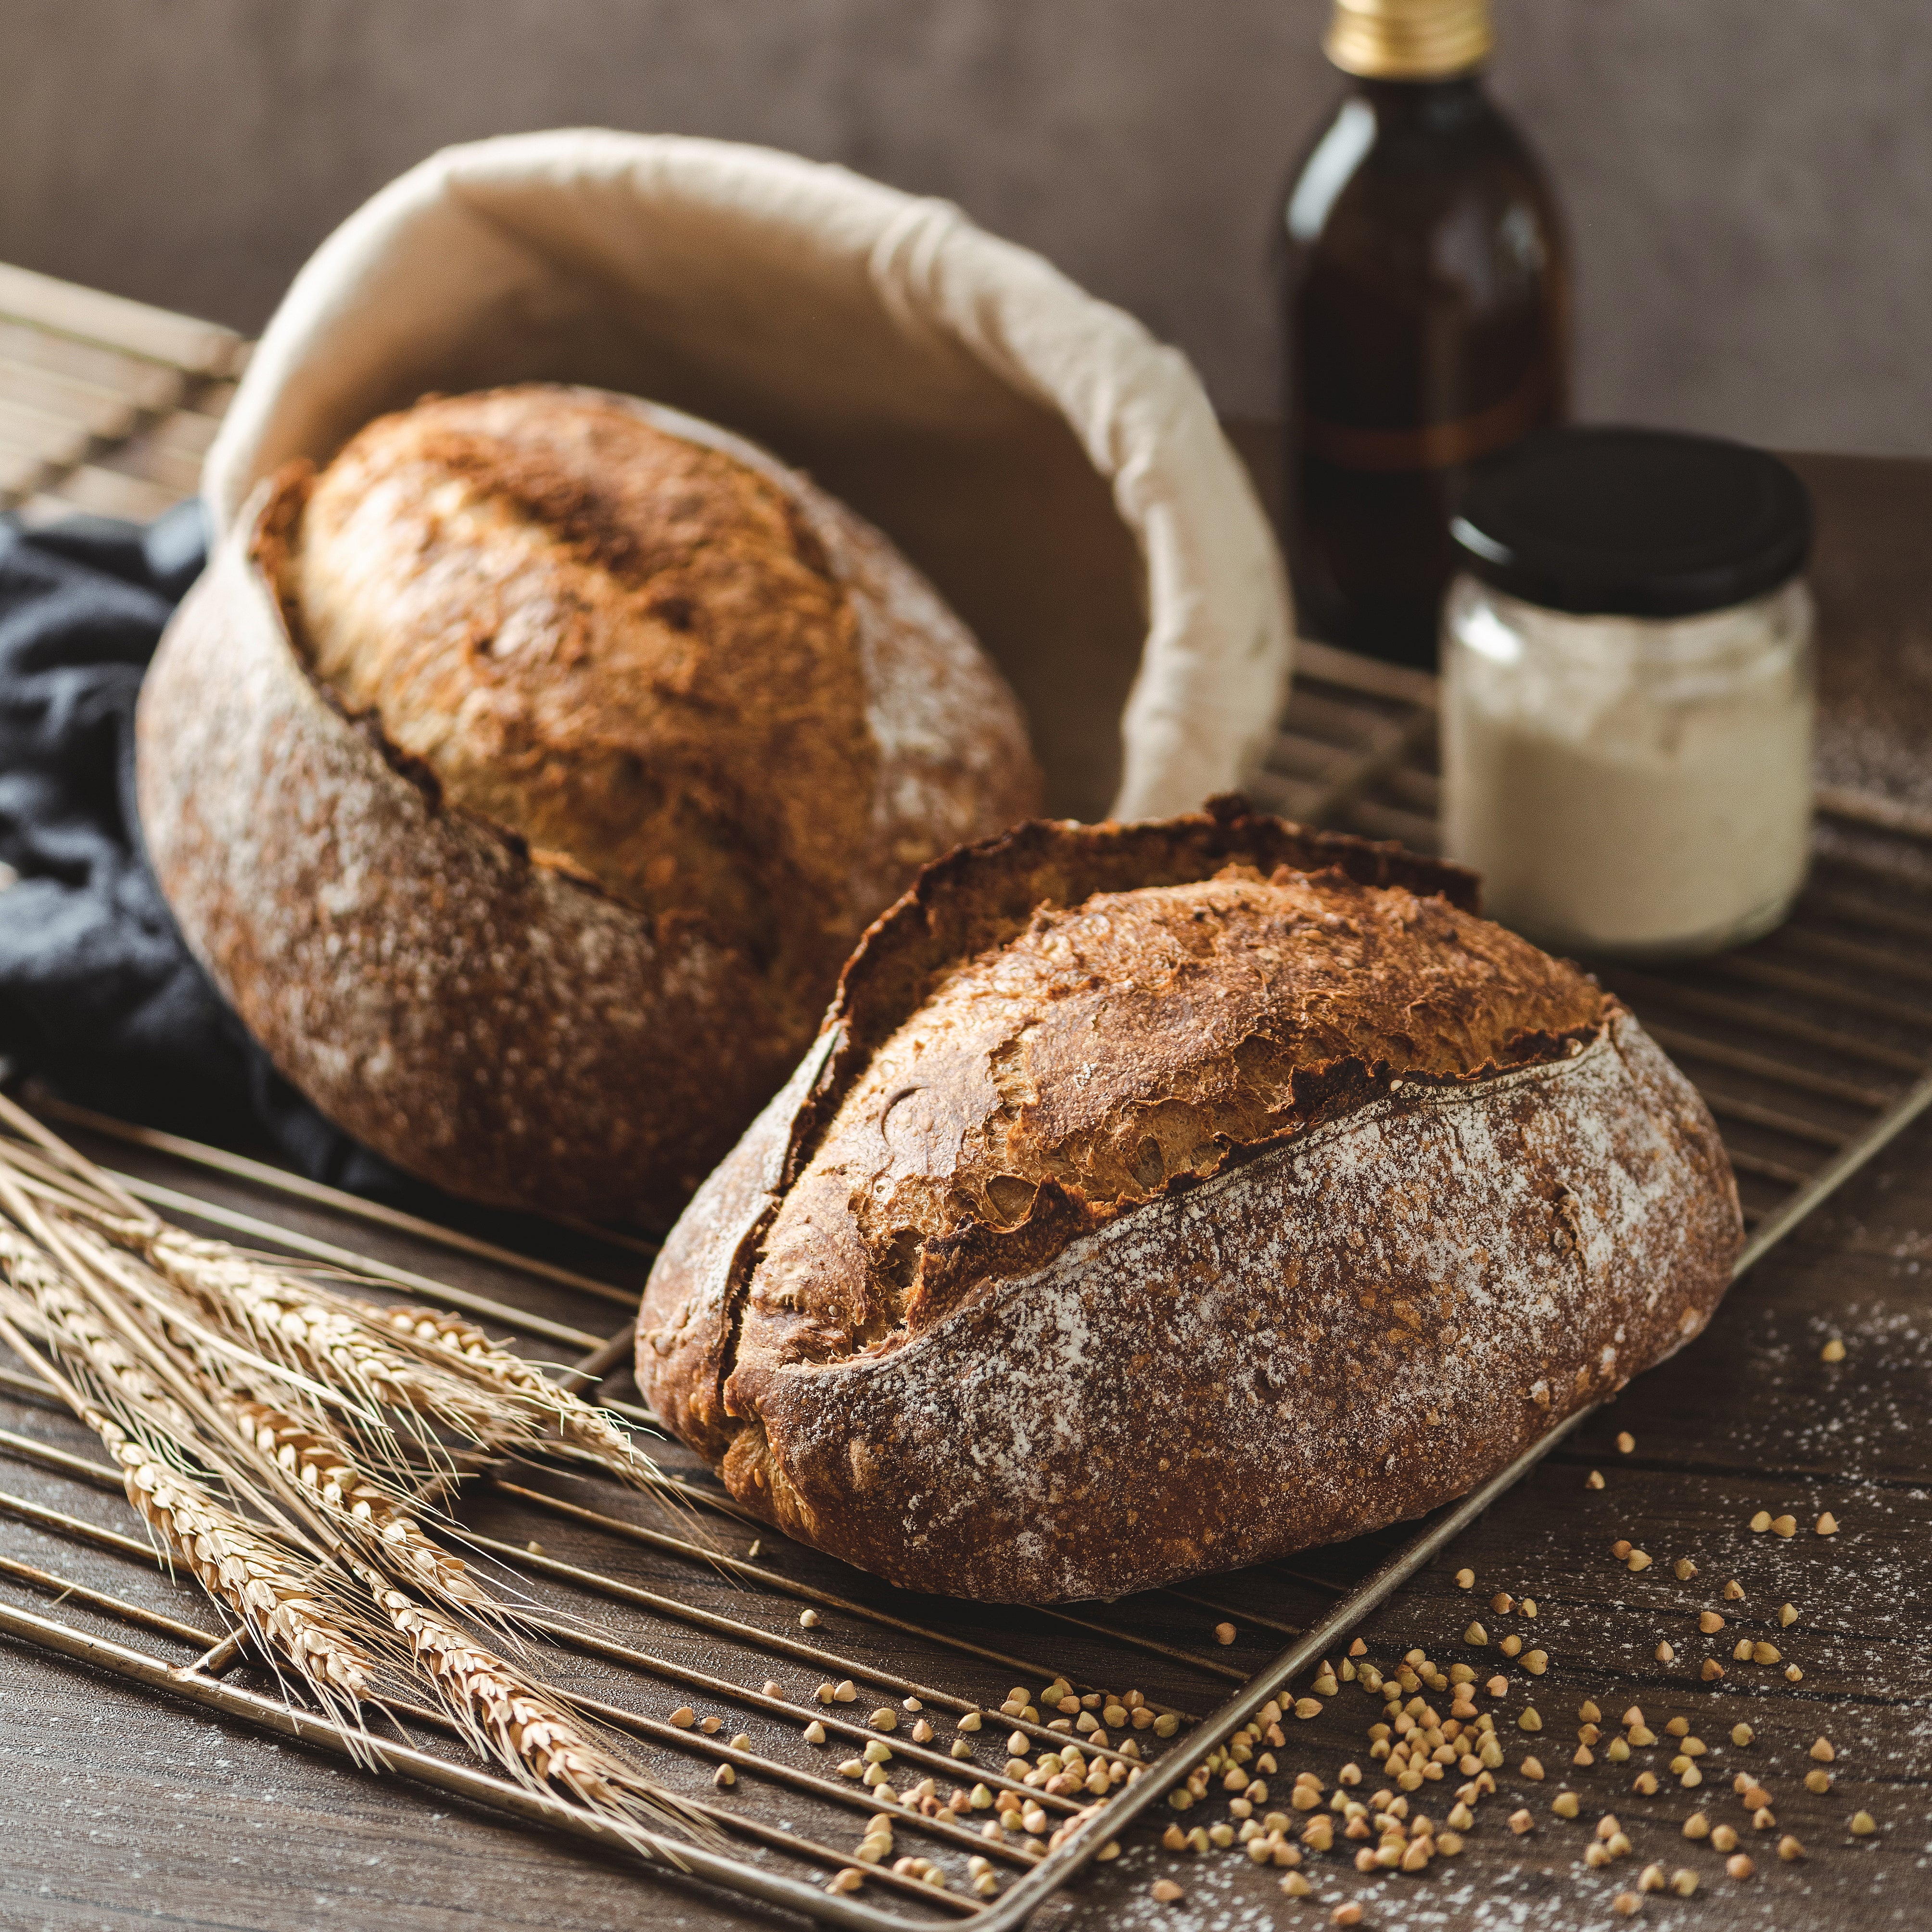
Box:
[97,1412,380,1715]
[0,1278,379,1722]
[129,1227,663,1493]
[214,1390,496,1612]
[0,1222,199,1431]
[356,1567,703,1848]
[206,1385,703,1846]
[364,1303,653,1484]
[86,1222,531,1451]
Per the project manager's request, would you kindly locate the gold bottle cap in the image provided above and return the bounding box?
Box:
[1324,0,1493,79]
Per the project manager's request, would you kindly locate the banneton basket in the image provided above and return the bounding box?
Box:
[141,131,1292,1223]
[199,130,1292,824]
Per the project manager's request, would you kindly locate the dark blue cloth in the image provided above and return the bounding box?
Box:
[0,504,403,1195]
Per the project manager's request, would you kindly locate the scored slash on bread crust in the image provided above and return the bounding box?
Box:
[637,801,1743,1602]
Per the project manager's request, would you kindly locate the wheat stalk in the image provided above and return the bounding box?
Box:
[0,1095,660,1496]
[0,1229,699,1843]
[0,1113,711,1851]
[0,1222,197,1431]
[206,1387,704,1847]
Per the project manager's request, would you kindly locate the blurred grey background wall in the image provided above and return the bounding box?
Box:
[3,0,1927,453]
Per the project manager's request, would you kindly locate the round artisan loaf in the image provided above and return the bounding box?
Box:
[637,801,1742,1602]
[136,385,1042,1221]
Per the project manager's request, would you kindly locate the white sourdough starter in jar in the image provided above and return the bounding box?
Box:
[1438,426,1816,959]
[1443,576,1815,956]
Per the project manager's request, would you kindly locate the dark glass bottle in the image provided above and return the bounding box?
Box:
[1281,5,1568,668]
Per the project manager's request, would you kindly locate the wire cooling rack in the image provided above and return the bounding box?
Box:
[4,265,1932,1925]
[7,703,1932,1924]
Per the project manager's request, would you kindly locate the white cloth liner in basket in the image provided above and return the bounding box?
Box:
[203,130,1293,822]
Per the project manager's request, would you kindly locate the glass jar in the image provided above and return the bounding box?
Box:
[1441,427,1815,959]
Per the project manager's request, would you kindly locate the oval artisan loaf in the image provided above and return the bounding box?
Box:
[637,801,1742,1602]
[136,385,1042,1221]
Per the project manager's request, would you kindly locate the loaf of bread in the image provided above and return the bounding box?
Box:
[136,386,1042,1220]
[637,801,1742,1602]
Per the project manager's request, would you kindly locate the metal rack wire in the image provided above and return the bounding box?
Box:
[5,273,1932,1924]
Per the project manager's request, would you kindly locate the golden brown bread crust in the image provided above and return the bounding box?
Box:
[134,389,1042,1221]
[296,388,893,1019]
[636,801,1743,1600]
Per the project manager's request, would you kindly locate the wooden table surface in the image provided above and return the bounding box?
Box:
[3,279,1930,1931]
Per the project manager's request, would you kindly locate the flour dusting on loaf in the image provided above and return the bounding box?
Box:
[637,804,1742,1600]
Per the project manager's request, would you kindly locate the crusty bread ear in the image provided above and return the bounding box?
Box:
[638,809,1741,1602]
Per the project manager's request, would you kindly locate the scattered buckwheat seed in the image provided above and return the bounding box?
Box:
[1821,1337,1845,1363]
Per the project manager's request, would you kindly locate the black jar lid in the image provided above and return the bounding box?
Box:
[1449,426,1812,619]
